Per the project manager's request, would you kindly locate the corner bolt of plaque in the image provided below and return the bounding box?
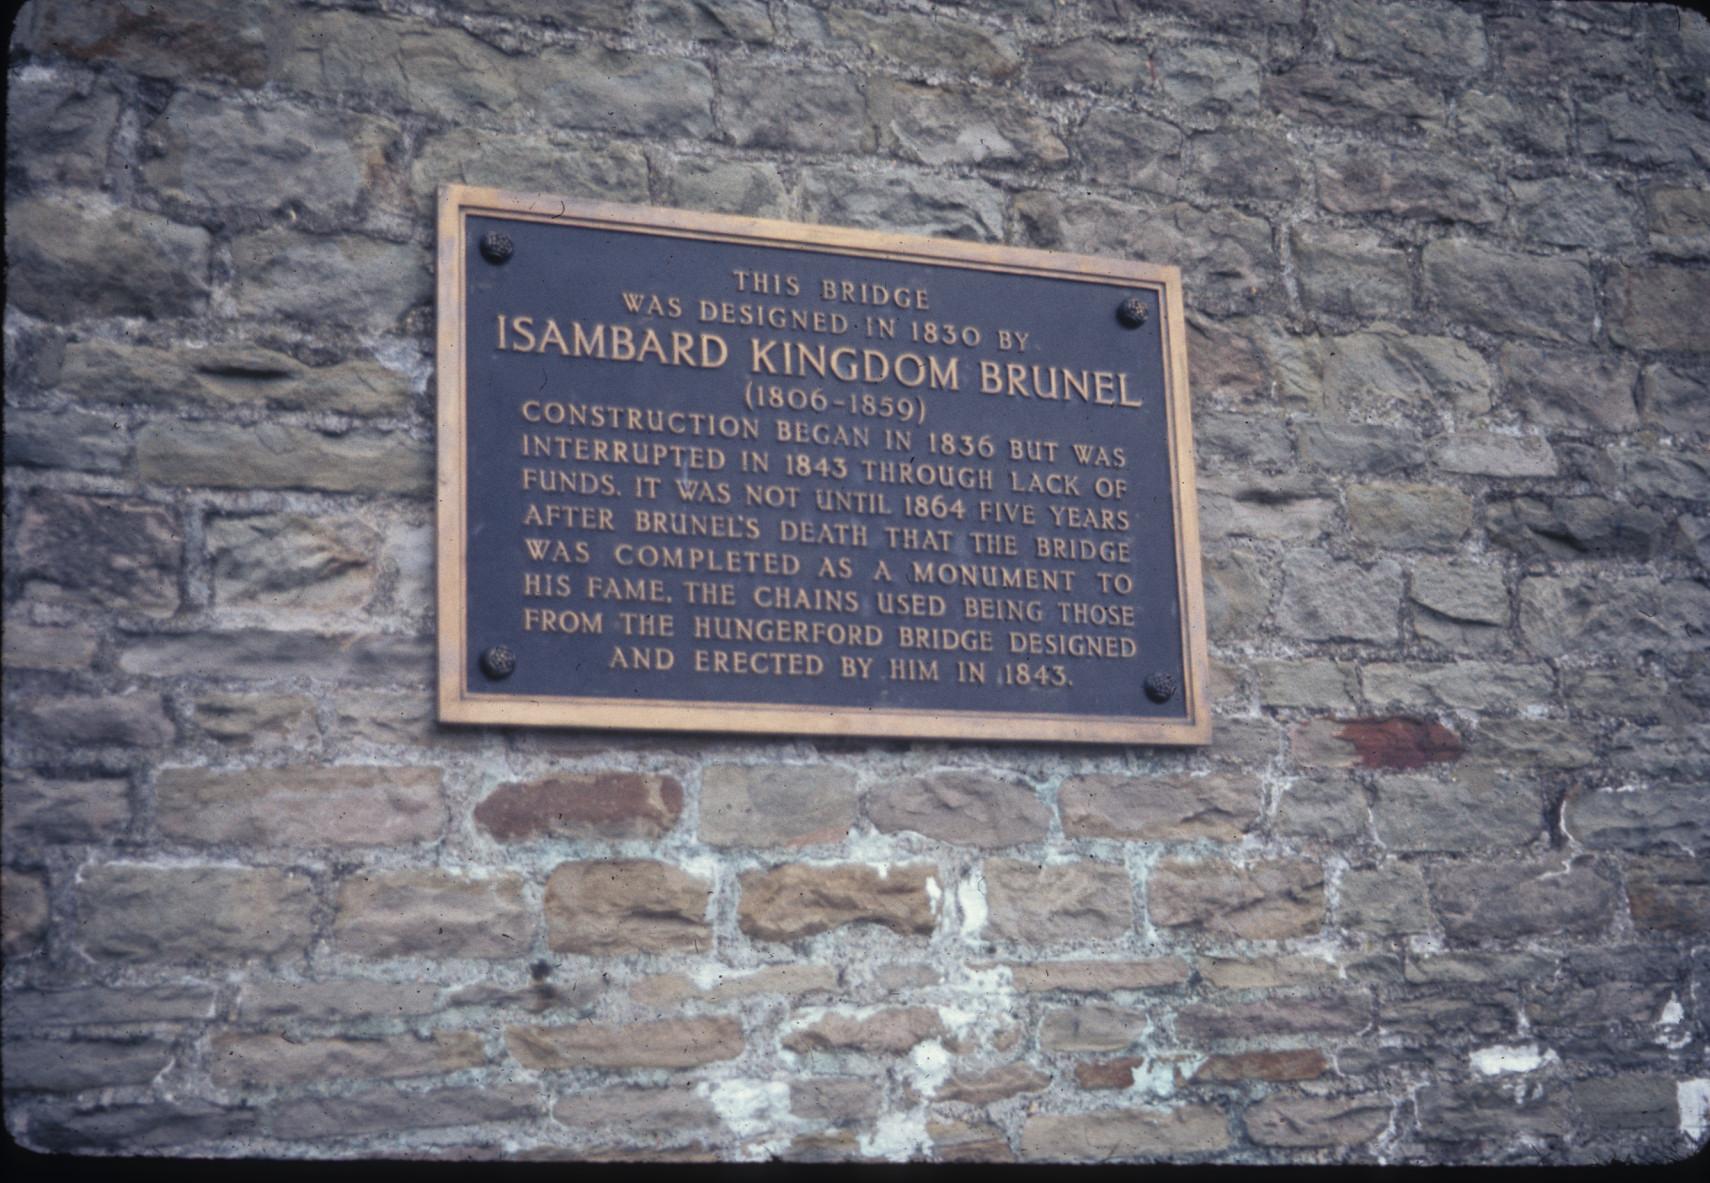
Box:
[480,231,515,264]
[480,645,517,680]
[1116,296,1148,328]
[1144,672,1177,703]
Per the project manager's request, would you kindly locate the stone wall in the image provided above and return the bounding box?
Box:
[4,0,1708,1165]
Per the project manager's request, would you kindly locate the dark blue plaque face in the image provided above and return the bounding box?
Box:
[439,189,1209,744]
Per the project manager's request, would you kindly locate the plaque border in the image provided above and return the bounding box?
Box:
[436,184,1211,745]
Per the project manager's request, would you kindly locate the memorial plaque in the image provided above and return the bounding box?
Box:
[437,186,1209,744]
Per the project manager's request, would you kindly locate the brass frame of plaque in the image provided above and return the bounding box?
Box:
[437,184,1210,744]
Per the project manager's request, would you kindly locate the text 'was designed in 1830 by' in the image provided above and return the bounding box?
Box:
[437,189,1209,743]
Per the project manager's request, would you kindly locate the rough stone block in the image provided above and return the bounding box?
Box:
[1004,958,1191,993]
[700,764,854,846]
[6,984,217,1029]
[1193,1049,1328,1083]
[210,512,380,612]
[78,865,313,962]
[269,1083,538,1139]
[1318,144,1500,225]
[1245,1093,1392,1147]
[235,979,440,1024]
[137,421,430,495]
[7,193,210,320]
[6,71,121,189]
[15,492,180,618]
[802,167,1003,241]
[506,1018,743,1069]
[873,80,1066,170]
[1451,89,1570,156]
[1488,496,1665,561]
[982,859,1133,945]
[2,773,128,845]
[667,158,789,218]
[1264,64,1444,132]
[1520,575,1710,658]
[1641,363,1710,435]
[639,0,772,43]
[231,223,428,328]
[1019,1105,1230,1160]
[1030,38,1148,92]
[210,1031,484,1087]
[1580,94,1710,168]
[1329,0,1487,76]
[1273,776,1369,843]
[939,1063,1050,1104]
[1155,44,1260,113]
[1647,187,1710,259]
[1060,772,1259,841]
[868,770,1049,846]
[1429,856,1618,941]
[1338,864,1433,936]
[1626,856,1710,935]
[189,693,317,747]
[1276,553,1403,642]
[334,870,531,958]
[1199,475,1337,543]
[1296,420,1423,476]
[2,869,49,957]
[1289,227,1412,319]
[1174,993,1371,1043]
[1039,1004,1148,1052]
[551,1085,722,1144]
[476,772,683,842]
[3,1035,190,1095]
[3,408,131,475]
[1576,1075,1679,1133]
[1361,662,1554,712]
[1609,264,1710,353]
[630,963,837,1007]
[143,93,397,220]
[155,766,444,848]
[55,340,411,417]
[1347,484,1473,550]
[13,693,174,749]
[1149,857,1323,941]
[1432,432,1558,478]
[1415,1080,1572,1142]
[1013,192,1274,315]
[1192,129,1303,202]
[544,859,711,954]
[1322,329,1492,416]
[782,1007,943,1055]
[1423,240,1594,343]
[803,7,1019,76]
[1508,176,1642,250]
[738,863,937,942]
[1502,343,1641,432]
[722,65,869,153]
[1564,788,1706,852]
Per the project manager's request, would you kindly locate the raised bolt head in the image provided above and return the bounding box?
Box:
[1144,672,1177,703]
[1117,296,1148,328]
[480,231,514,264]
[480,645,517,680]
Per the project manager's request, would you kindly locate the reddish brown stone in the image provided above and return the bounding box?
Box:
[1336,717,1463,770]
[1193,1049,1328,1083]
[1076,1056,1145,1090]
[939,1062,1051,1104]
[1627,856,1709,935]
[474,772,683,841]
[782,1007,944,1055]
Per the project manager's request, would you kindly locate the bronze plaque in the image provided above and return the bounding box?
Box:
[437,186,1209,744]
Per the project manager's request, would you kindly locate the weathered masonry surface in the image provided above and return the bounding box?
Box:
[3,0,1708,1165]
